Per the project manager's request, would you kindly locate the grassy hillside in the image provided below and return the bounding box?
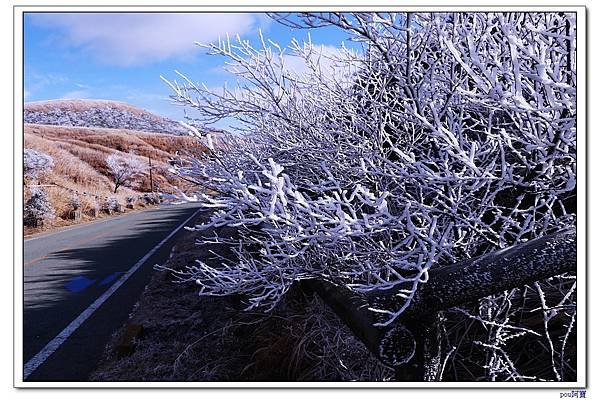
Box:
[24,123,206,234]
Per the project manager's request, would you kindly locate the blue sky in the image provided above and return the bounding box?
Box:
[24,13,353,125]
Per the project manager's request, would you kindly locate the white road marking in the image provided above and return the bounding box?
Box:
[23,207,204,380]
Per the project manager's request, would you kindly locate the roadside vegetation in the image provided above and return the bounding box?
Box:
[157,12,576,382]
[23,123,206,235]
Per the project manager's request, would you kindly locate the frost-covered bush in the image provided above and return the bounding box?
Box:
[141,192,160,205]
[126,195,136,207]
[24,187,55,227]
[69,193,81,210]
[24,149,54,179]
[103,196,120,213]
[163,12,576,380]
[90,201,101,216]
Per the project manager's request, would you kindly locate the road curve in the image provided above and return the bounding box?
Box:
[23,202,203,382]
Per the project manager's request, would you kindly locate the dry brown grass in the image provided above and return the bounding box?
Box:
[24,123,206,234]
[27,124,205,156]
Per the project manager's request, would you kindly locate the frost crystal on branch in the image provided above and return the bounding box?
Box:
[162,12,576,336]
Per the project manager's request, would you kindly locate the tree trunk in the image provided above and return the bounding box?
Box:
[370,228,576,320]
[307,228,576,379]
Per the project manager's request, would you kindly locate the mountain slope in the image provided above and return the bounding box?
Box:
[24,99,190,135]
[24,123,207,234]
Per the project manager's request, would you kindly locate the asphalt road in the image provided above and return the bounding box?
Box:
[23,202,203,382]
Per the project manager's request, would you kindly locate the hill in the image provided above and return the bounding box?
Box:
[24,123,207,234]
[24,99,190,135]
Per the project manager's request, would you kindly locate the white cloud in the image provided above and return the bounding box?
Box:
[30,13,263,66]
[24,70,70,101]
[25,71,68,90]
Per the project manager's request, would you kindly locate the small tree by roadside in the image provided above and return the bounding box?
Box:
[90,201,101,217]
[141,192,160,205]
[106,153,145,193]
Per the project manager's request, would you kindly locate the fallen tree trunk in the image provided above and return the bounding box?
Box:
[307,227,577,371]
[302,279,418,368]
[371,227,577,319]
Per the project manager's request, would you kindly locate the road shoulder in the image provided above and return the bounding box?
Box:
[89,217,391,382]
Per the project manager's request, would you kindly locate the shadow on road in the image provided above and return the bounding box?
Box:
[24,206,196,311]
[23,206,201,363]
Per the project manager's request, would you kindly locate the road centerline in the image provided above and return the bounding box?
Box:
[23,206,203,380]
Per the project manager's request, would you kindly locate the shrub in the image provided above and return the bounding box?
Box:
[24,187,55,227]
[69,193,81,210]
[103,196,120,213]
[141,192,160,205]
[89,201,101,217]
[24,148,53,179]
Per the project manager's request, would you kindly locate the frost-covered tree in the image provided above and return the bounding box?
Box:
[24,187,55,227]
[106,153,145,193]
[162,12,576,381]
[24,149,53,179]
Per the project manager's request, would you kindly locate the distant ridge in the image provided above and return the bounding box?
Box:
[24,99,190,136]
